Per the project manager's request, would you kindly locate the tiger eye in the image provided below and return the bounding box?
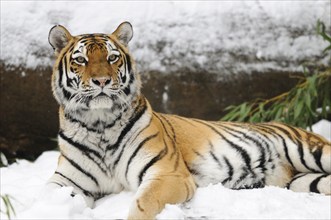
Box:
[76,56,86,64]
[108,54,118,62]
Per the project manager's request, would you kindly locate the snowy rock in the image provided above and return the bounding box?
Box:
[1,1,330,74]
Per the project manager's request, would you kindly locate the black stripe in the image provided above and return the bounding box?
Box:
[125,53,132,73]
[79,34,95,40]
[68,44,75,53]
[208,141,222,168]
[58,134,107,174]
[253,124,280,140]
[193,149,205,159]
[62,154,99,187]
[159,114,179,159]
[193,119,254,174]
[58,59,63,88]
[184,161,201,177]
[62,88,72,100]
[112,116,152,169]
[125,132,159,179]
[172,115,196,127]
[222,156,234,185]
[153,113,177,159]
[227,123,274,152]
[248,124,281,171]
[210,151,222,169]
[285,125,320,173]
[138,139,168,185]
[54,171,94,197]
[257,124,295,168]
[263,123,294,140]
[121,71,127,84]
[65,114,100,133]
[119,51,129,79]
[128,72,134,84]
[217,123,267,174]
[64,56,72,88]
[268,124,319,172]
[233,168,250,188]
[113,40,132,74]
[286,173,308,189]
[119,54,127,83]
[159,114,177,142]
[56,42,73,88]
[104,113,123,129]
[57,52,73,101]
[212,123,250,145]
[58,131,102,159]
[123,86,131,96]
[311,148,326,173]
[107,97,147,152]
[241,124,278,156]
[310,174,329,193]
[172,151,180,172]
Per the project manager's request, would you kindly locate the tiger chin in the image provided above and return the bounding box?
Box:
[47,21,331,219]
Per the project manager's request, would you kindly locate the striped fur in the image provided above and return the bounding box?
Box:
[47,22,331,219]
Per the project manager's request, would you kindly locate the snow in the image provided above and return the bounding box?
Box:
[311,119,331,142]
[1,1,331,218]
[1,1,330,75]
[1,120,330,219]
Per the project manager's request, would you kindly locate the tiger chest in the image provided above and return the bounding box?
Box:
[60,118,146,192]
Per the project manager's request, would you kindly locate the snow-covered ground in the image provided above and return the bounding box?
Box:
[1,120,330,219]
[1,1,330,75]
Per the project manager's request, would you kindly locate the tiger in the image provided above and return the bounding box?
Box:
[47,21,331,219]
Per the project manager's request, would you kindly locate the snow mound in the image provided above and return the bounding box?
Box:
[1,120,330,219]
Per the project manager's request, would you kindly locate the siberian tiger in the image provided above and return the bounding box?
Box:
[47,22,331,219]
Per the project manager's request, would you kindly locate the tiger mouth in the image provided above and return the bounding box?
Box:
[95,92,110,98]
[93,92,111,99]
[96,88,120,96]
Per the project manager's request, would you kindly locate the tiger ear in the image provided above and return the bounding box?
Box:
[111,22,133,46]
[48,25,72,54]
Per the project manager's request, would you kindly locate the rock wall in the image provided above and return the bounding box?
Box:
[0,62,300,160]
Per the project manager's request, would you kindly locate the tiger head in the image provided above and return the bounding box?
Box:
[48,22,140,111]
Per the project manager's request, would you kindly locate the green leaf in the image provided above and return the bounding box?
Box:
[294,101,304,120]
[304,93,312,112]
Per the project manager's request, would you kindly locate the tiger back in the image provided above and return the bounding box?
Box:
[47,22,331,219]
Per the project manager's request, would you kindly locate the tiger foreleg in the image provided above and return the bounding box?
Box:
[128,174,196,220]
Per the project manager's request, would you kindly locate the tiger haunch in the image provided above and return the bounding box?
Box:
[47,22,331,219]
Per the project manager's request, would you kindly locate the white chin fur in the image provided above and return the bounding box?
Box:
[89,97,114,109]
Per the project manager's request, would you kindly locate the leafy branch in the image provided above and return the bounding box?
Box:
[221,20,331,129]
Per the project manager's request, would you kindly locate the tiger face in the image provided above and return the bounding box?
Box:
[49,22,140,111]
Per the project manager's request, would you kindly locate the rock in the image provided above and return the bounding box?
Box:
[0,62,299,160]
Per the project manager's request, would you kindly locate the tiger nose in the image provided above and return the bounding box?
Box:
[91,77,111,88]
